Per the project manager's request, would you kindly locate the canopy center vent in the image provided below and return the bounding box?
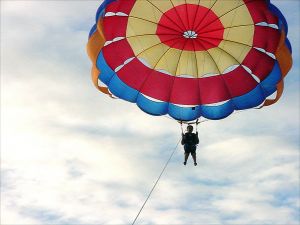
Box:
[183,30,198,39]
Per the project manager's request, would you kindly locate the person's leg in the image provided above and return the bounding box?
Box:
[184,152,190,165]
[191,153,197,166]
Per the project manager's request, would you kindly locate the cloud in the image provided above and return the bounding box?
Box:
[1,0,299,225]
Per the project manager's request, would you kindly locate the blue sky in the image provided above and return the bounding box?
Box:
[1,0,299,224]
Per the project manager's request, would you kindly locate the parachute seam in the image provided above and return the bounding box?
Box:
[128,16,182,35]
[129,35,188,81]
[192,0,218,33]
[196,36,252,48]
[215,2,240,112]
[125,34,255,54]
[133,37,183,58]
[192,38,237,111]
[198,23,254,36]
[190,0,202,31]
[168,39,190,120]
[215,3,240,111]
[125,29,252,49]
[194,0,257,33]
[134,40,187,108]
[144,0,185,32]
[168,0,189,31]
[125,31,254,49]
[184,0,190,30]
[216,1,240,67]
[191,37,202,119]
[198,38,242,67]
[192,39,220,74]
[195,37,279,61]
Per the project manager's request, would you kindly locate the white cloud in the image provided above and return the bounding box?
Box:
[1,0,299,224]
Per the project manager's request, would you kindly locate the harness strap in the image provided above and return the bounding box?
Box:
[180,121,184,134]
[195,119,199,133]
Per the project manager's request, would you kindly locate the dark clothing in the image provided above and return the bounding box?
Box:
[181,132,199,154]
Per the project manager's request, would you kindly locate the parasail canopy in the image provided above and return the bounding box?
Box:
[87,0,292,122]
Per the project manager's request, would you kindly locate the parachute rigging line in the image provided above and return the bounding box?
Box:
[131,138,181,225]
[180,121,184,134]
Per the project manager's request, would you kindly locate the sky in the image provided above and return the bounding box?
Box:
[1,0,299,224]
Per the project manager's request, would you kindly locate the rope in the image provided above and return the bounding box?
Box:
[131,138,181,225]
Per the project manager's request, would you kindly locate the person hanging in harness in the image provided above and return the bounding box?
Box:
[181,125,199,166]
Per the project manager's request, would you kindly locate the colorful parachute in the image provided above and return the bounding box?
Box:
[87,0,292,121]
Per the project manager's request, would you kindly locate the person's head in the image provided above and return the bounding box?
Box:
[187,125,193,133]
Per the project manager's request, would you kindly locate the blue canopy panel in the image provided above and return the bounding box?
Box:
[201,101,234,120]
[260,61,282,97]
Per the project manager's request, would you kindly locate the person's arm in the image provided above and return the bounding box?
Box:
[195,133,199,144]
[181,133,186,145]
